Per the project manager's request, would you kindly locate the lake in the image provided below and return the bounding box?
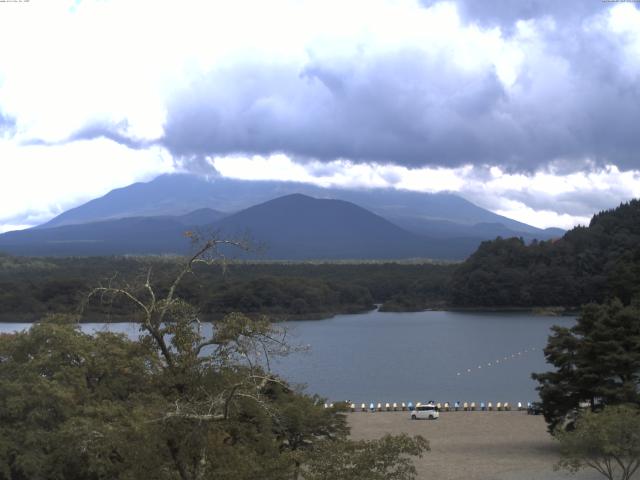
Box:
[1,309,574,405]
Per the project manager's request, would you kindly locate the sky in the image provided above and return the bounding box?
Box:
[1,0,640,232]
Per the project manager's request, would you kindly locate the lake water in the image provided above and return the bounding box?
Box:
[1,310,574,405]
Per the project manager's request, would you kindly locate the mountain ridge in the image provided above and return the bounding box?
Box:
[0,194,480,259]
[37,174,561,241]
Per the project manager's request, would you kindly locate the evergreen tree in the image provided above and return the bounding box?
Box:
[532,300,640,432]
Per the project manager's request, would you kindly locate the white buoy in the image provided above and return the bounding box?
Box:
[497,402,502,411]
[324,403,328,409]
[467,368,472,373]
[393,402,398,411]
[471,401,476,411]
[488,402,493,411]
[350,403,356,412]
[385,403,391,411]
[377,403,382,412]
[457,372,461,376]
[361,403,367,412]
[401,402,406,411]
[517,402,523,411]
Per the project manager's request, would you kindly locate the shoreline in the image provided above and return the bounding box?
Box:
[0,305,578,324]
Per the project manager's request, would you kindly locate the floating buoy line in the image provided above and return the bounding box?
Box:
[455,347,538,377]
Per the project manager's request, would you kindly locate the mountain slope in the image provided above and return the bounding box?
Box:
[213,194,478,259]
[37,174,561,240]
[38,176,226,228]
[0,194,480,259]
[0,217,189,256]
[0,195,485,259]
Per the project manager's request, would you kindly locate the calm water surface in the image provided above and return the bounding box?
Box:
[1,310,574,405]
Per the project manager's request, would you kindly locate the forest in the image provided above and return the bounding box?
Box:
[0,255,454,321]
[450,199,640,308]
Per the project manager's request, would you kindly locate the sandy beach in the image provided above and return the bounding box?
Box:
[348,410,604,480]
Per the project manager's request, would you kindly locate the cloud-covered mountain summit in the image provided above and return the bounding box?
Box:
[38,173,555,238]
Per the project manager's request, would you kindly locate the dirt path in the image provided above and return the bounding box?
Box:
[348,411,604,480]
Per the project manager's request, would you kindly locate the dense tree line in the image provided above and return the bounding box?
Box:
[450,200,640,308]
[0,255,454,321]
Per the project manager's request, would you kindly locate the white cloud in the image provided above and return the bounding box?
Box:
[0,138,174,230]
[0,224,32,235]
[493,203,591,231]
[213,154,640,229]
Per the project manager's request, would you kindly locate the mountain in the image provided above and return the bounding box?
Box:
[167,208,226,226]
[2,195,469,259]
[213,194,479,259]
[0,194,482,259]
[0,214,199,256]
[37,176,227,229]
[37,174,561,241]
[0,217,188,256]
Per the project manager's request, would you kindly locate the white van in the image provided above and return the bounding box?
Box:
[410,403,439,420]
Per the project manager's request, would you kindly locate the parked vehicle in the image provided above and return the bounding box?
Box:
[527,402,543,415]
[410,403,439,420]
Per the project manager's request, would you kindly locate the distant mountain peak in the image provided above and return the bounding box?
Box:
[27,173,563,253]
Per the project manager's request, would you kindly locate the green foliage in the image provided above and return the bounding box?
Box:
[556,405,640,480]
[532,300,640,432]
[451,200,640,307]
[0,243,428,480]
[303,434,429,480]
[203,276,374,317]
[0,320,164,480]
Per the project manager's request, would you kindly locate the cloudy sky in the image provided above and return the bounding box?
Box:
[1,0,639,232]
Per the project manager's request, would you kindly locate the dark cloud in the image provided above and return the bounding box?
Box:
[19,121,156,150]
[162,53,525,168]
[0,110,16,137]
[45,0,637,175]
[443,0,603,31]
[161,14,640,175]
[68,122,155,150]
